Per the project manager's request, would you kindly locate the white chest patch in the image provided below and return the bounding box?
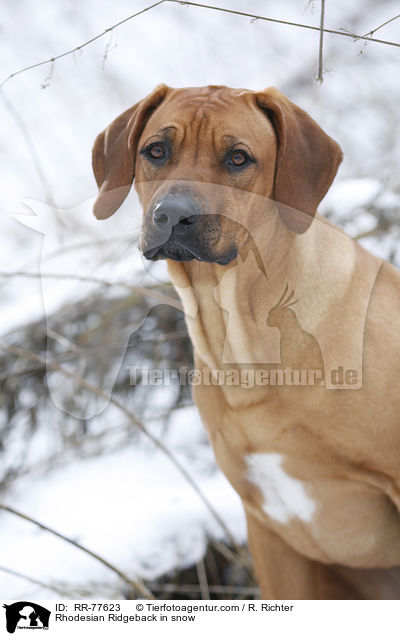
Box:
[246,453,316,524]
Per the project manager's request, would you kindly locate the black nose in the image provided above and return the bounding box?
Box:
[153,194,199,229]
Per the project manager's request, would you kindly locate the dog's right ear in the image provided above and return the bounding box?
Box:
[92,84,169,219]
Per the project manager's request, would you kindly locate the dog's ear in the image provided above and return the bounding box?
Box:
[92,84,169,219]
[256,87,342,233]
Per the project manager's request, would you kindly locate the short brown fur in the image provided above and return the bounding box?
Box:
[93,85,400,599]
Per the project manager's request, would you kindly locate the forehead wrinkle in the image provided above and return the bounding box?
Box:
[189,109,211,162]
[220,133,253,149]
[211,127,218,158]
[142,124,175,142]
[142,121,186,150]
[169,86,245,109]
[181,97,233,108]
[160,125,178,134]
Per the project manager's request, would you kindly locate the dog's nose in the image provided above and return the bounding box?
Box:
[153,194,199,229]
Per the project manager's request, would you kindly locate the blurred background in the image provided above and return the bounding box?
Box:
[0,0,399,599]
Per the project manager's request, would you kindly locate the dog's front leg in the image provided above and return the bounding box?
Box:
[245,510,318,599]
[245,511,359,600]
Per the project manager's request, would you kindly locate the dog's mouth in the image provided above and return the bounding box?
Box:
[143,241,196,262]
[143,238,237,265]
[142,215,238,265]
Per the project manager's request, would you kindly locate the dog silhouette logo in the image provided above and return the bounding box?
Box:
[2,602,50,633]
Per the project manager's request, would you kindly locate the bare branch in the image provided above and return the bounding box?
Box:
[168,1,400,47]
[0,330,188,383]
[0,564,260,598]
[150,581,259,596]
[1,0,399,89]
[0,0,167,89]
[0,503,154,599]
[47,328,80,352]
[196,558,210,600]
[358,13,400,40]
[0,270,183,311]
[1,343,248,565]
[0,564,74,598]
[316,0,325,83]
[0,93,56,205]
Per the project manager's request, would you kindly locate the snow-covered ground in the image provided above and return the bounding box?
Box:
[1,406,246,599]
[1,0,399,598]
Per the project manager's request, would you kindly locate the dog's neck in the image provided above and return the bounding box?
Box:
[168,209,382,403]
[167,211,315,370]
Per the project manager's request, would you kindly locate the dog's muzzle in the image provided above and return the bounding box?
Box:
[143,191,208,262]
[153,193,200,230]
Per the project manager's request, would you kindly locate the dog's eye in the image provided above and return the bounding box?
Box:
[231,150,247,166]
[147,143,166,160]
[227,149,253,169]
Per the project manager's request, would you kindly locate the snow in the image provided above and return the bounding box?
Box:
[1,407,245,598]
[320,178,382,218]
[1,0,400,599]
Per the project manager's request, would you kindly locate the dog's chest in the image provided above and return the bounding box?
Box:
[206,407,400,568]
[245,452,316,524]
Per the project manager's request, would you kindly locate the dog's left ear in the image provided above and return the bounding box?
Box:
[256,87,343,233]
[92,84,170,219]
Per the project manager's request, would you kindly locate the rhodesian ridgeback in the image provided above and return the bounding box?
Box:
[92,85,400,599]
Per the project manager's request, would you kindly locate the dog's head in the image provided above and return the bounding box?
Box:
[92,84,342,265]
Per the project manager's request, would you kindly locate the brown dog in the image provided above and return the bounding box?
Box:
[92,85,400,599]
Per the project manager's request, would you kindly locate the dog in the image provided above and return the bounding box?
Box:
[92,85,400,599]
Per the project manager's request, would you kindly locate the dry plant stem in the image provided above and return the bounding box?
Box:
[1,344,248,566]
[0,330,189,383]
[169,1,400,46]
[150,582,259,596]
[0,271,183,311]
[196,559,210,600]
[0,503,155,599]
[1,0,399,89]
[0,564,74,598]
[358,13,400,40]
[352,226,382,241]
[317,0,325,83]
[0,93,55,205]
[0,0,167,88]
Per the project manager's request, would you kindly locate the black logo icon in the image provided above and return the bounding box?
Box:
[2,602,50,633]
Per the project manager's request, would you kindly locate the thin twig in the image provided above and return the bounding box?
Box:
[0,503,154,599]
[0,563,258,599]
[196,558,210,600]
[0,401,194,487]
[0,0,167,89]
[210,538,248,567]
[0,270,183,311]
[0,330,189,383]
[0,93,56,205]
[316,0,325,83]
[352,225,381,241]
[1,343,246,563]
[168,1,400,47]
[1,0,399,90]
[47,328,80,352]
[0,565,74,598]
[149,582,259,596]
[358,13,400,40]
